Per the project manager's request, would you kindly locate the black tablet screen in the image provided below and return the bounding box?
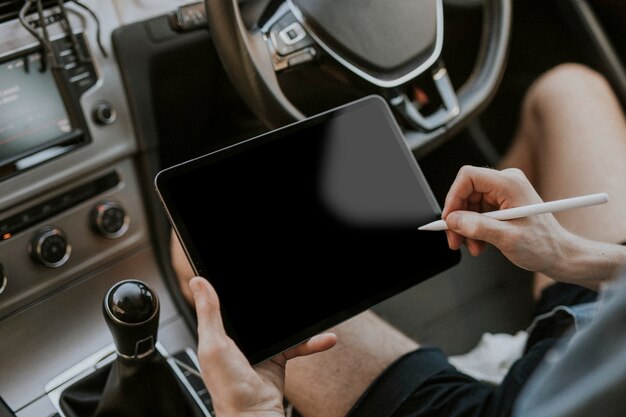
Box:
[158,97,460,363]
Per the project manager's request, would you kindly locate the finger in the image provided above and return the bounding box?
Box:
[445,229,464,250]
[445,190,479,250]
[465,238,487,256]
[283,333,337,361]
[443,166,512,217]
[443,166,495,216]
[445,210,509,246]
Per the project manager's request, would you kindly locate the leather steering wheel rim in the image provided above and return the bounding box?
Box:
[204,0,511,154]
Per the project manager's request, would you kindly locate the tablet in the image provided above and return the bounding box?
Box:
[155,96,460,364]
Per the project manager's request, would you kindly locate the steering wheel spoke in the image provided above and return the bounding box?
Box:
[261,3,319,72]
[391,62,460,132]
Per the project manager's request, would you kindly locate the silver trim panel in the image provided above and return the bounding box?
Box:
[0,264,7,295]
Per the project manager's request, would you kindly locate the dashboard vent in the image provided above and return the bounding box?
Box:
[0,0,66,25]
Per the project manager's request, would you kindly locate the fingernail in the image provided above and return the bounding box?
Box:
[446,212,461,230]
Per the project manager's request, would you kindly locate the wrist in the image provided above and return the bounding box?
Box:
[549,233,626,290]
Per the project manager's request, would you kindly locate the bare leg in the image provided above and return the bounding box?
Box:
[499,64,626,298]
[286,311,418,417]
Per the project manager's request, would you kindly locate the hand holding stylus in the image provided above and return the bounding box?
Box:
[435,167,611,281]
[419,193,609,231]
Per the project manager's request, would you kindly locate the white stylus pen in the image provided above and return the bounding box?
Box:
[418,192,609,232]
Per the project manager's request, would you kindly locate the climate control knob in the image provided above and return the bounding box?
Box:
[91,200,129,239]
[30,227,71,268]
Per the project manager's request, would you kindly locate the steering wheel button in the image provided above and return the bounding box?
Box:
[279,22,306,45]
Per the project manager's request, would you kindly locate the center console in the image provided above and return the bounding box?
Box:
[49,280,211,417]
[0,1,206,415]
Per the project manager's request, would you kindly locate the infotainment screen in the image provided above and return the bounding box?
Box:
[0,52,74,173]
[156,96,461,364]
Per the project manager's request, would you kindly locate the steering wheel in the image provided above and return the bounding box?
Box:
[204,0,511,155]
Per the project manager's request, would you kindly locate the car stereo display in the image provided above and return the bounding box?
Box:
[0,52,74,173]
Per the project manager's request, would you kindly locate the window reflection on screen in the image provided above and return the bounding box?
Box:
[0,52,71,165]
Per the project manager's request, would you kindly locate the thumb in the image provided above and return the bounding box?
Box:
[282,333,337,361]
[189,277,228,343]
[446,211,508,245]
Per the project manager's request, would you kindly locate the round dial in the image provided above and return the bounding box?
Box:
[92,200,129,239]
[92,102,117,126]
[30,227,71,268]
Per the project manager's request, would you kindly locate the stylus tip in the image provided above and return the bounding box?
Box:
[418,220,448,231]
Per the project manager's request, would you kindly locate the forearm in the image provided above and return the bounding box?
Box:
[550,233,626,290]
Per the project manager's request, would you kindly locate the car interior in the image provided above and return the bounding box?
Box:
[1,0,625,416]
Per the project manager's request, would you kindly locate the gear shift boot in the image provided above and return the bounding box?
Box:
[59,351,203,417]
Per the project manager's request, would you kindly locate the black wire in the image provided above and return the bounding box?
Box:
[35,0,61,68]
[18,0,50,72]
[18,1,39,41]
[18,0,108,65]
[71,0,108,58]
[55,0,90,63]
[18,1,46,68]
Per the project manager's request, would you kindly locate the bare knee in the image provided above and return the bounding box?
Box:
[524,63,612,117]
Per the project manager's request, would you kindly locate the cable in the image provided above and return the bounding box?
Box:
[71,0,108,58]
[35,0,61,68]
[55,0,91,63]
[18,0,49,70]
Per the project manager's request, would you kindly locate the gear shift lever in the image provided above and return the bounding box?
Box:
[59,280,203,417]
[103,280,159,359]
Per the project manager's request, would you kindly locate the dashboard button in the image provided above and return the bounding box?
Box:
[92,102,117,126]
[279,22,306,45]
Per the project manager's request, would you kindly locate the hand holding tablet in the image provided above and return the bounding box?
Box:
[156,96,460,364]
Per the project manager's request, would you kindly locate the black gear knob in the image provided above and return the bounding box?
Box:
[103,280,160,360]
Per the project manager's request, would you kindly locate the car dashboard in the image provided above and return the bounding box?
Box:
[0,1,207,415]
